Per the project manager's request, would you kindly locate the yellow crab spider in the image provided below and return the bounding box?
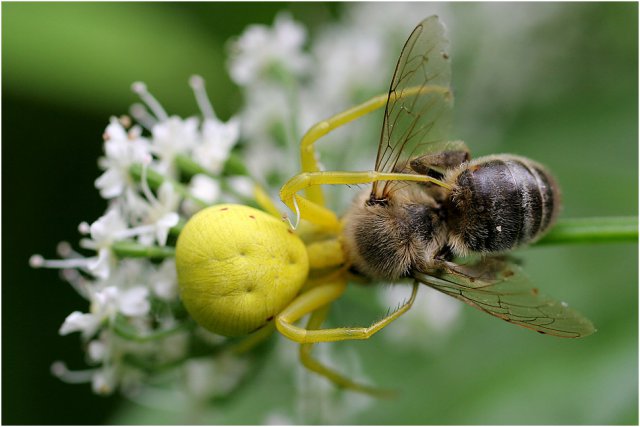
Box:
[176,15,464,395]
[176,83,446,397]
[178,15,598,397]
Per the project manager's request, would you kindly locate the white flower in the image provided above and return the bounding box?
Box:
[192,117,241,174]
[59,311,102,338]
[239,83,292,143]
[139,181,181,246]
[310,26,386,107]
[95,117,151,199]
[59,285,150,339]
[182,174,221,215]
[377,285,461,347]
[224,176,255,201]
[117,287,151,317]
[80,208,130,279]
[228,13,311,86]
[123,182,181,247]
[87,338,108,363]
[92,365,118,395]
[149,258,178,301]
[150,116,200,176]
[184,354,249,399]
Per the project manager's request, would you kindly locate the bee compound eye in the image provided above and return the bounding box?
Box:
[176,204,309,337]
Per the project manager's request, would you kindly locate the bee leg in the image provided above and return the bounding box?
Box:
[276,280,419,343]
[409,145,470,177]
[299,304,395,398]
[434,244,455,262]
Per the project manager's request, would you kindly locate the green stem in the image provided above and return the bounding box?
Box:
[175,152,249,178]
[113,216,637,261]
[111,241,175,258]
[536,216,637,245]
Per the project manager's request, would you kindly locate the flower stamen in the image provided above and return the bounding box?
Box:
[129,103,157,131]
[131,82,169,122]
[51,361,96,384]
[30,254,92,270]
[189,75,217,120]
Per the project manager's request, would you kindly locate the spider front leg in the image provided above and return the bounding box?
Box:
[298,85,451,208]
[299,93,390,206]
[280,170,450,230]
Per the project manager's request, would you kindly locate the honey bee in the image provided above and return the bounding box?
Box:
[338,16,592,338]
[343,152,560,281]
[281,15,594,341]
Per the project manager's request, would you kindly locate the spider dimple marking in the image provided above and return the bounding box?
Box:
[249,215,256,219]
[220,207,229,211]
[287,229,294,234]
[245,284,255,293]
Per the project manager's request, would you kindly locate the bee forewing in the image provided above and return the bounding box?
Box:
[373,15,454,199]
[413,257,596,338]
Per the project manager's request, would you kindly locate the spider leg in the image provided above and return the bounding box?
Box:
[299,304,395,398]
[298,85,450,207]
[276,280,419,343]
[252,183,282,218]
[229,321,276,354]
[300,93,389,206]
[280,170,449,230]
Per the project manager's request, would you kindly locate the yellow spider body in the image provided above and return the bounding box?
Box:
[176,204,309,337]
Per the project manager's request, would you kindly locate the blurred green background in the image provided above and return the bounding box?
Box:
[3,2,637,424]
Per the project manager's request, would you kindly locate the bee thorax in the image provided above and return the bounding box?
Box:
[343,194,445,281]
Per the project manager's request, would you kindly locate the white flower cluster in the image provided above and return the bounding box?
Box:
[31,76,248,396]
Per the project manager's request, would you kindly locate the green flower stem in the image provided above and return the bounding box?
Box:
[129,163,208,208]
[174,153,249,178]
[536,216,637,245]
[113,216,637,261]
[111,240,175,258]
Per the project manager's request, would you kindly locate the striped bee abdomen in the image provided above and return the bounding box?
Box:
[446,155,560,253]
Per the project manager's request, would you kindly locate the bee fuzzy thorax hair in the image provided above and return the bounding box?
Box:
[342,190,447,281]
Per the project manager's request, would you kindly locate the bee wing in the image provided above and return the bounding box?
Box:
[412,257,596,338]
[373,15,454,199]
